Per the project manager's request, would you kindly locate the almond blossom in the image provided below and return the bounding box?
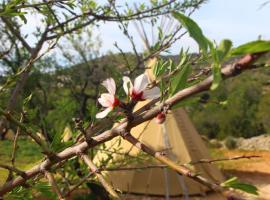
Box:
[96,78,120,118]
[123,73,160,101]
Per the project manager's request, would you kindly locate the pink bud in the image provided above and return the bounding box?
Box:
[155,112,166,124]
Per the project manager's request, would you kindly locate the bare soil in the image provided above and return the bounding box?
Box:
[220,150,270,200]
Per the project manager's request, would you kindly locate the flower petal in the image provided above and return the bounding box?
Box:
[102,78,116,95]
[98,93,114,107]
[96,107,113,119]
[134,73,149,93]
[142,87,160,100]
[123,76,133,96]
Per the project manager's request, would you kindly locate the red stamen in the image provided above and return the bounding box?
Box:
[131,90,144,101]
[112,97,120,107]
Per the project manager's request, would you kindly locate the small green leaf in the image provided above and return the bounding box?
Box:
[170,64,192,96]
[153,60,167,78]
[217,39,232,62]
[50,128,68,151]
[211,63,222,90]
[19,14,27,24]
[172,11,209,53]
[231,40,270,56]
[221,177,258,195]
[23,93,33,105]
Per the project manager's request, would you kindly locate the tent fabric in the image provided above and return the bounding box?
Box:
[94,101,224,197]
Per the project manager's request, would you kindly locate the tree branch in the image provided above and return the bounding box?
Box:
[0,52,265,196]
[44,171,65,200]
[80,153,120,199]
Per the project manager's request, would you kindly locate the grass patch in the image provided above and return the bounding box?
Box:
[0,139,43,184]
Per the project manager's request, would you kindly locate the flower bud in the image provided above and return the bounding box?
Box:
[155,112,166,124]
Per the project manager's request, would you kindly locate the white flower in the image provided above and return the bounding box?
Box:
[123,73,160,101]
[96,78,119,119]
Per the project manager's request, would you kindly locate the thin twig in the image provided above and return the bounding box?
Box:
[80,153,121,199]
[64,172,94,198]
[44,171,65,200]
[189,155,261,165]
[0,164,26,178]
[11,112,24,166]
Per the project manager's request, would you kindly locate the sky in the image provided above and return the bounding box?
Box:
[11,0,270,58]
[97,0,270,54]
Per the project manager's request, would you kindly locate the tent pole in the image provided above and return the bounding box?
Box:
[163,168,170,200]
[162,122,190,200]
[177,174,189,200]
[162,124,171,200]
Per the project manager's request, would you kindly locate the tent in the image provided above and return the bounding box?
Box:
[94,99,224,198]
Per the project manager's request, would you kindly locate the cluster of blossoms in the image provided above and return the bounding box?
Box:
[96,73,165,123]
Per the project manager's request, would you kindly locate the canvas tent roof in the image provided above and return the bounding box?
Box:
[94,101,224,197]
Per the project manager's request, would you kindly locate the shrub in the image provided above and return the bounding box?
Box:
[225,136,237,149]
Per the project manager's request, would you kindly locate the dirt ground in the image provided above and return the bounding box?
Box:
[220,150,270,200]
[118,150,270,200]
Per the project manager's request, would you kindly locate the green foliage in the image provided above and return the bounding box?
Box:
[190,67,269,139]
[170,63,192,96]
[221,177,258,195]
[210,39,233,90]
[224,136,237,150]
[172,11,235,90]
[217,39,233,62]
[5,181,57,200]
[0,139,43,184]
[0,0,27,18]
[172,11,209,53]
[231,40,270,56]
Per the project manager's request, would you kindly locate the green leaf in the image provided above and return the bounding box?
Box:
[211,63,222,90]
[19,14,27,24]
[34,182,56,199]
[217,39,232,62]
[221,177,258,195]
[170,64,192,96]
[208,40,231,90]
[153,60,168,78]
[172,11,209,53]
[50,130,64,151]
[23,93,33,106]
[231,40,270,56]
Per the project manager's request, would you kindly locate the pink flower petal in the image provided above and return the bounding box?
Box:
[102,78,116,95]
[134,73,149,93]
[96,107,113,119]
[98,93,114,107]
[123,76,133,96]
[142,87,160,100]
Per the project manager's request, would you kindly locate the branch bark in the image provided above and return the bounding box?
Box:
[44,171,65,200]
[80,154,120,199]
